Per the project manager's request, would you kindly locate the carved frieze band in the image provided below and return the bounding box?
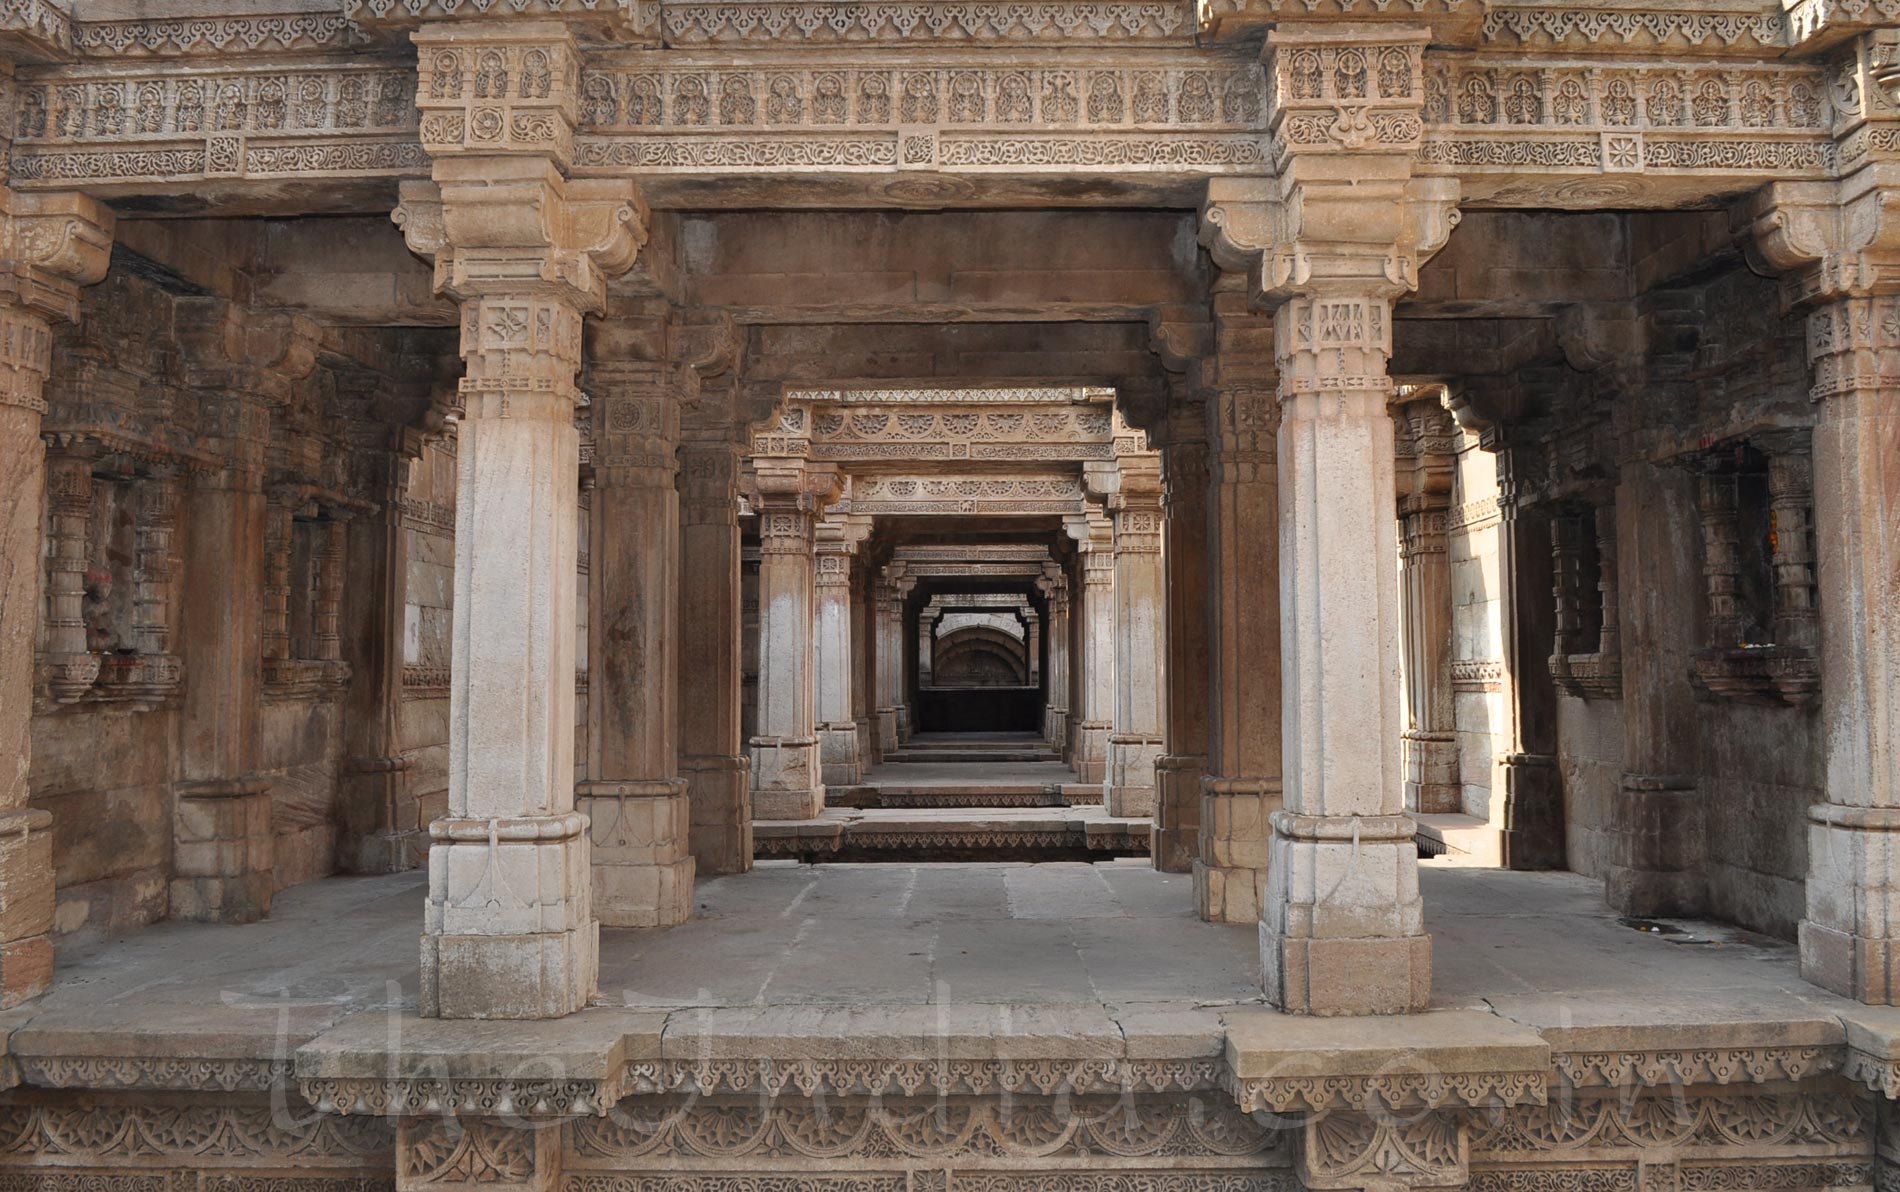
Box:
[1417,56,1835,177]
[5,42,1857,190]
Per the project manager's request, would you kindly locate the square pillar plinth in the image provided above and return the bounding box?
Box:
[750,735,824,820]
[421,814,598,1020]
[577,780,694,929]
[0,810,54,1007]
[1261,813,1430,1017]
[1196,776,1277,924]
[1802,806,1900,1003]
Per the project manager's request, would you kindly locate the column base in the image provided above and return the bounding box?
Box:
[819,722,863,787]
[750,735,826,820]
[684,754,752,877]
[855,715,877,770]
[578,779,695,929]
[421,813,596,1020]
[1152,754,1206,873]
[1197,776,1277,924]
[1801,805,1900,1004]
[1402,730,1461,815]
[1073,721,1111,785]
[339,830,427,877]
[895,707,912,741]
[1499,753,1564,870]
[1606,773,1705,918]
[1260,810,1430,1015]
[1194,861,1265,925]
[1043,708,1068,750]
[876,708,900,754]
[0,810,55,1008]
[1103,734,1163,817]
[171,777,274,924]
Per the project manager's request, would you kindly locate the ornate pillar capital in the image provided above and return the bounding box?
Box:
[0,189,114,416]
[1749,177,1900,309]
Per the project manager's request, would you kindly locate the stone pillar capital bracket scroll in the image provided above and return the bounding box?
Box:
[0,186,113,1008]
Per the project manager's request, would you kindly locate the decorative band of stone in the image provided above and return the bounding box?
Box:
[428,813,589,843]
[577,779,690,799]
[621,1058,1225,1100]
[1841,1049,1900,1098]
[1226,1068,1547,1114]
[16,1057,294,1093]
[1268,811,1416,844]
[300,1076,622,1118]
[1552,1046,1838,1089]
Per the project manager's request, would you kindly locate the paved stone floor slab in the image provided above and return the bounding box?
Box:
[22,863,1878,1055]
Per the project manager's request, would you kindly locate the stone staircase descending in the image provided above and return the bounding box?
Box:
[753,732,1151,863]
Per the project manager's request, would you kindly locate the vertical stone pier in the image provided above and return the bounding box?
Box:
[398,20,647,1015]
[0,190,112,1005]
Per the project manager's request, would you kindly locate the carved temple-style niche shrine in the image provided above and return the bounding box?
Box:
[1687,437,1819,708]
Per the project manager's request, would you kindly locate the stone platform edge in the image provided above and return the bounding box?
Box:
[0,1001,1896,1113]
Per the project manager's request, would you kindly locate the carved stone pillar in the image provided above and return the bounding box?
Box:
[579,359,693,929]
[747,458,835,820]
[0,190,112,1006]
[917,605,939,690]
[851,562,877,771]
[173,302,316,926]
[395,30,646,1012]
[40,447,96,703]
[1485,424,1565,870]
[1397,397,1459,816]
[1036,564,1071,750]
[1067,512,1116,786]
[339,441,423,875]
[814,514,867,787]
[679,436,751,876]
[1103,459,1166,818]
[1199,374,1282,925]
[1608,459,1705,918]
[876,568,912,753]
[1752,176,1900,1002]
[1201,23,1455,1014]
[1155,428,1209,872]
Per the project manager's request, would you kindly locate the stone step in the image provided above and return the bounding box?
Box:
[884,750,1062,763]
[754,809,1152,864]
[830,784,1074,809]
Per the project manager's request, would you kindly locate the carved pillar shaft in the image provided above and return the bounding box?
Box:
[314,518,346,662]
[580,363,692,929]
[134,468,179,661]
[1610,460,1704,919]
[1103,456,1167,819]
[1400,496,1456,816]
[40,448,94,702]
[1698,474,1745,646]
[679,438,750,876]
[1799,294,1900,1002]
[1156,436,1209,872]
[262,496,294,662]
[0,198,110,1003]
[1769,452,1818,651]
[1594,501,1620,659]
[813,533,861,787]
[874,579,901,754]
[425,288,597,1018]
[851,565,876,771]
[750,503,824,819]
[175,385,274,926]
[1261,293,1428,1016]
[1492,436,1564,870]
[1040,574,1070,749]
[1072,533,1116,785]
[1199,385,1282,925]
[340,450,420,876]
